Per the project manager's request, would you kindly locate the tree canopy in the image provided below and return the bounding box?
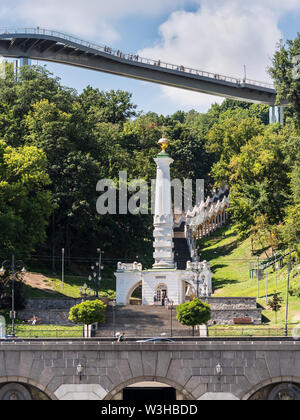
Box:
[176,298,211,335]
[69,300,106,326]
[1,38,300,270]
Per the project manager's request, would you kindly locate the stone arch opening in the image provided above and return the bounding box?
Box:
[104,376,194,401]
[155,284,168,305]
[125,281,142,306]
[243,377,300,401]
[0,378,55,400]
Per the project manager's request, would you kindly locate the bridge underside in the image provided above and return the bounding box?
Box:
[0,33,279,105]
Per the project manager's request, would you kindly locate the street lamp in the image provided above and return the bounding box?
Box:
[111,300,117,338]
[170,300,174,338]
[285,253,292,337]
[274,252,278,291]
[216,363,223,381]
[76,364,84,381]
[194,273,201,298]
[88,249,104,299]
[191,261,203,299]
[1,255,26,338]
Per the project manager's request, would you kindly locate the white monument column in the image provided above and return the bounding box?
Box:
[153,138,175,269]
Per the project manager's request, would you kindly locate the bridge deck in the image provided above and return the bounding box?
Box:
[0,28,281,105]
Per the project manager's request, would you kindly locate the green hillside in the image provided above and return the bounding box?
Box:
[21,223,299,331]
[198,224,300,327]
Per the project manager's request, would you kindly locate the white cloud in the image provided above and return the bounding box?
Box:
[138,0,300,111]
[1,0,300,113]
[4,0,195,42]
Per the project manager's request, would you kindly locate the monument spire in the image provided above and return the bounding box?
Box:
[153,137,175,269]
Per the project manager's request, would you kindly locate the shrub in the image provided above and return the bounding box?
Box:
[289,285,300,298]
[176,298,211,336]
[69,300,106,326]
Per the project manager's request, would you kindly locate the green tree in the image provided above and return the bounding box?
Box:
[268,34,300,127]
[0,65,75,147]
[228,125,292,237]
[281,204,300,258]
[79,87,138,125]
[268,293,283,324]
[206,112,264,184]
[69,300,106,326]
[176,298,211,336]
[0,140,53,255]
[0,268,26,311]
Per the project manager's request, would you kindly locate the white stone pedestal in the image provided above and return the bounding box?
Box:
[116,269,185,306]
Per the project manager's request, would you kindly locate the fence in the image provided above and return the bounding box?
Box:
[208,327,295,338]
[3,325,296,339]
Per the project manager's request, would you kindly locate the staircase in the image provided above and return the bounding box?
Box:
[174,222,191,270]
[96,297,262,338]
[174,238,191,269]
[96,305,190,338]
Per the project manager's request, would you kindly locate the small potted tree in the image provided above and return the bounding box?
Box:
[69,300,107,338]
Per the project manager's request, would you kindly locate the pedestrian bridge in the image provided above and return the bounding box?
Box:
[0,339,299,400]
[0,28,281,106]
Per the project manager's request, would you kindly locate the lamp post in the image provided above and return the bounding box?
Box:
[62,248,65,291]
[194,273,200,299]
[111,300,117,338]
[257,256,260,299]
[216,363,223,381]
[88,249,104,299]
[170,300,174,338]
[285,253,292,338]
[274,252,278,291]
[76,364,84,382]
[265,270,268,306]
[0,255,26,338]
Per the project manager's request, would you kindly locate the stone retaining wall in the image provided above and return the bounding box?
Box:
[18,299,83,325]
[17,297,262,326]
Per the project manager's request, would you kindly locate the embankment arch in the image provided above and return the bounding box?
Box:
[104,376,194,401]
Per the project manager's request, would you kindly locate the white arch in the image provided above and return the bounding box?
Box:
[125,280,142,306]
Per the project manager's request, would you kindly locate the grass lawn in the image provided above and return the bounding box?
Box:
[23,270,116,300]
[6,324,83,339]
[198,224,300,329]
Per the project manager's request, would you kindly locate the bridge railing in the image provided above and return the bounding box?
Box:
[0,27,274,90]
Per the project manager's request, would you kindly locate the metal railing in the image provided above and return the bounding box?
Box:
[208,327,295,338]
[0,27,275,90]
[2,326,297,339]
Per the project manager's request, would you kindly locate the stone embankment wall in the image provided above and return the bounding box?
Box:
[18,297,261,327]
[18,299,84,325]
[202,297,262,326]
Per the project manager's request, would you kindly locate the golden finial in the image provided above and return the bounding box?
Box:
[158,137,169,153]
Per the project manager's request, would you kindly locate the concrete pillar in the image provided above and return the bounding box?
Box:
[20,57,31,66]
[270,106,276,124]
[279,106,284,125]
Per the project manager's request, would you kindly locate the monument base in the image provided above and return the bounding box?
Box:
[116,269,186,306]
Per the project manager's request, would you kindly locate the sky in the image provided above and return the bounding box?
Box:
[1,0,300,115]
